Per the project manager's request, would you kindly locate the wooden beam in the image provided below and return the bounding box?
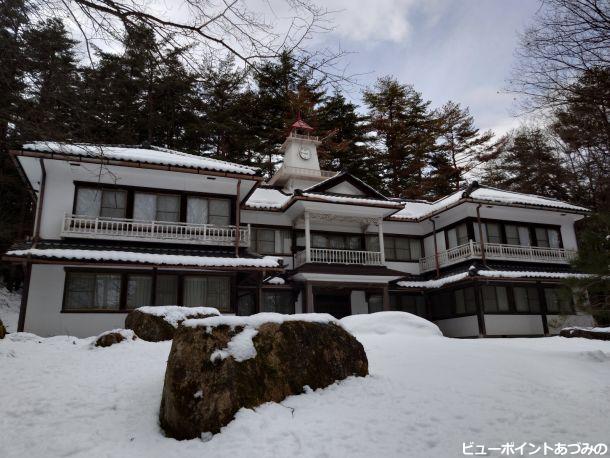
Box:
[17,260,32,332]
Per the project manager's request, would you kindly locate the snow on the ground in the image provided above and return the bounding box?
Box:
[1,312,609,458]
[0,285,20,333]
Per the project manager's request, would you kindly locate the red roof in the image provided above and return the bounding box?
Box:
[291,118,314,131]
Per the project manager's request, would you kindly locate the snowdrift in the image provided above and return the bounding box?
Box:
[340,311,442,337]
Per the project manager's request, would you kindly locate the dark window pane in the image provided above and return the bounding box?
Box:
[156,195,180,222]
[505,225,520,245]
[100,190,126,218]
[464,287,477,313]
[535,228,549,247]
[482,286,498,312]
[486,223,502,244]
[455,289,466,314]
[209,199,230,225]
[237,291,256,316]
[65,272,95,309]
[126,275,153,309]
[156,275,178,305]
[261,291,293,314]
[368,295,383,313]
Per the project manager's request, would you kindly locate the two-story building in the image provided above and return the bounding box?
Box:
[4,120,595,337]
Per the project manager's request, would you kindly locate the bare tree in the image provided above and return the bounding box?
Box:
[510,0,610,110]
[32,0,348,83]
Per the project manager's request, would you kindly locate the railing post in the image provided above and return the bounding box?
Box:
[94,217,99,234]
[304,211,311,263]
[378,218,386,264]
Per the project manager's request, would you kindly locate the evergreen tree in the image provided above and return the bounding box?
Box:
[196,57,253,163]
[551,67,610,212]
[427,101,494,197]
[19,18,81,142]
[316,91,381,189]
[479,127,571,200]
[363,76,437,197]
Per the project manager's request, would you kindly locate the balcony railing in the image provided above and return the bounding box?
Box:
[274,165,337,179]
[419,240,576,272]
[61,214,250,247]
[294,248,383,268]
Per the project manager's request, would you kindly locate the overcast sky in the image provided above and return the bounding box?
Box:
[312,0,541,135]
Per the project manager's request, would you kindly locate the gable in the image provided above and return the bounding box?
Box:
[326,182,366,196]
[305,172,388,200]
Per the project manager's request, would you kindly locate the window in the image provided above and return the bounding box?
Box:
[504,225,521,245]
[156,275,178,306]
[126,274,153,309]
[454,287,477,314]
[368,295,384,313]
[430,291,453,319]
[447,223,469,248]
[75,188,126,218]
[544,288,573,314]
[209,199,230,225]
[307,232,362,251]
[183,276,230,311]
[134,193,180,222]
[261,291,294,314]
[237,290,256,316]
[485,223,502,244]
[251,228,292,254]
[64,272,121,310]
[367,235,421,261]
[513,286,541,313]
[481,285,510,313]
[535,227,561,248]
[390,294,426,317]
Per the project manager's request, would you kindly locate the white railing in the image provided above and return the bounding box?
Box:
[419,240,576,272]
[294,248,383,268]
[61,214,250,247]
[275,165,337,179]
[288,131,320,141]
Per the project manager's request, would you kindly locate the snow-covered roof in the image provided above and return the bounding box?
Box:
[397,269,592,289]
[20,142,258,176]
[4,248,282,269]
[390,185,588,220]
[245,188,292,209]
[264,276,286,285]
[301,192,403,207]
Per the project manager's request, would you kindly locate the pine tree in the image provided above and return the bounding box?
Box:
[428,101,494,196]
[363,76,438,197]
[316,91,382,188]
[479,127,571,199]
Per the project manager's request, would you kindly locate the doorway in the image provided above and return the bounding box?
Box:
[314,289,352,319]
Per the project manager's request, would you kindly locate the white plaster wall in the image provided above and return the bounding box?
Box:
[327,182,365,195]
[435,315,479,338]
[24,264,126,337]
[294,291,303,314]
[385,261,420,275]
[350,290,368,314]
[547,313,595,335]
[240,210,293,226]
[484,315,544,336]
[39,160,76,239]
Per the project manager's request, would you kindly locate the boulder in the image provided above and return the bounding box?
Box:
[0,319,6,339]
[94,329,136,347]
[159,314,368,439]
[125,306,219,342]
[560,327,610,341]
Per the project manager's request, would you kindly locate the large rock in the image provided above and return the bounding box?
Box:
[93,329,136,347]
[125,306,219,342]
[0,319,5,339]
[560,326,610,341]
[159,314,368,439]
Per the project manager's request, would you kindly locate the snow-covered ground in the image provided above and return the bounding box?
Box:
[0,285,20,333]
[1,313,609,458]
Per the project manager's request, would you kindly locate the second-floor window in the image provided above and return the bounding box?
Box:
[74,186,231,225]
[447,223,469,248]
[251,228,292,255]
[367,235,422,261]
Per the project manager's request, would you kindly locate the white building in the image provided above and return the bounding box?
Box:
[4,119,595,337]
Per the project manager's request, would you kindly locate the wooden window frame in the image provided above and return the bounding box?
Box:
[61,267,236,313]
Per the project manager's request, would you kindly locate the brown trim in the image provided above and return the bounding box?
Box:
[474,280,486,336]
[17,260,32,332]
[11,149,263,181]
[33,159,47,242]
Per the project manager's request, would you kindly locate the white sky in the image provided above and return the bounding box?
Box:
[312,0,541,135]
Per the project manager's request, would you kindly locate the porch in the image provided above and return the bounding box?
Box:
[60,213,251,247]
[419,240,577,272]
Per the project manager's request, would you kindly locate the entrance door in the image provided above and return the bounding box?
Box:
[314,291,351,319]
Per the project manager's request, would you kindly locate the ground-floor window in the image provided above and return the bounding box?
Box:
[454,287,477,315]
[63,270,231,312]
[544,287,574,314]
[390,294,427,317]
[261,290,294,314]
[368,294,384,313]
[513,286,541,313]
[481,285,510,313]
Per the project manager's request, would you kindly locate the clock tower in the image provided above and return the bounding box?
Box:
[268,115,327,191]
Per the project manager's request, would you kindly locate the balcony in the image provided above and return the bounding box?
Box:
[419,240,576,272]
[294,248,384,268]
[61,214,250,247]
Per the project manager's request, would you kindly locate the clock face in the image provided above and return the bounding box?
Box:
[299,148,311,160]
